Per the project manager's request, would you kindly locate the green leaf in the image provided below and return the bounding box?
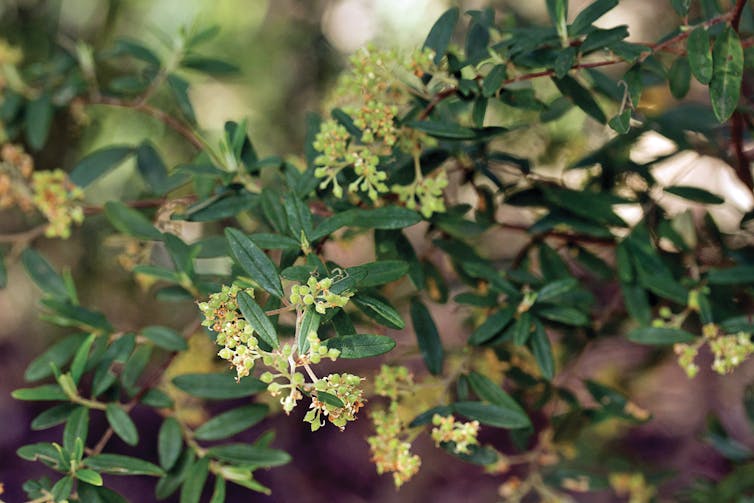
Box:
[158,417,183,471]
[141,388,174,408]
[312,207,422,240]
[167,74,195,123]
[346,260,409,288]
[707,266,754,285]
[570,0,618,35]
[469,307,515,345]
[25,334,87,382]
[12,384,67,401]
[627,326,696,345]
[63,406,89,452]
[17,442,61,466]
[155,450,195,500]
[70,333,96,384]
[206,444,291,467]
[179,457,210,503]
[284,194,313,241]
[352,293,405,329]
[297,306,321,355]
[710,26,743,122]
[466,371,529,416]
[325,334,396,358]
[120,345,152,393]
[664,185,724,205]
[25,93,53,150]
[621,282,652,326]
[31,403,78,430]
[250,233,301,250]
[210,477,226,503]
[547,0,568,42]
[51,476,74,502]
[181,56,238,75]
[237,291,279,348]
[85,454,164,476]
[671,0,691,15]
[316,390,345,408]
[136,142,169,194]
[552,75,606,123]
[687,27,713,84]
[194,404,268,441]
[406,120,506,140]
[536,305,589,326]
[513,312,533,346]
[172,372,266,399]
[608,110,631,134]
[554,46,577,79]
[530,319,555,380]
[410,299,443,375]
[423,7,459,64]
[105,201,164,240]
[482,64,507,97]
[111,38,161,66]
[668,56,691,99]
[225,228,283,298]
[21,248,70,300]
[142,326,188,351]
[454,401,531,429]
[75,469,104,486]
[537,278,578,303]
[70,146,135,187]
[106,404,139,446]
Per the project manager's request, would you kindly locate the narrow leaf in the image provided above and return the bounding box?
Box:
[410,299,443,375]
[106,404,139,446]
[325,334,396,358]
[225,228,283,298]
[237,291,279,348]
[70,146,135,187]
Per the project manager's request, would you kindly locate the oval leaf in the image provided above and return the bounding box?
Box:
[172,373,266,399]
[627,326,696,345]
[194,404,268,441]
[325,334,396,358]
[710,26,743,123]
[454,401,531,429]
[106,403,139,446]
[84,454,164,476]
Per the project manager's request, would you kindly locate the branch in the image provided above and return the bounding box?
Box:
[496,220,616,245]
[0,224,47,243]
[86,96,205,150]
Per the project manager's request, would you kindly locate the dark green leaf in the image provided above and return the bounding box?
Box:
[210,476,226,503]
[237,291,279,348]
[167,74,195,123]
[111,38,161,66]
[172,373,266,399]
[225,227,283,298]
[63,406,89,452]
[554,46,577,79]
[284,195,313,241]
[687,27,713,84]
[51,476,74,502]
[25,93,53,150]
[621,282,651,326]
[181,56,238,75]
[142,326,188,351]
[207,444,291,467]
[25,333,87,381]
[466,371,528,417]
[608,110,631,134]
[85,454,164,476]
[708,266,754,285]
[179,458,209,503]
[31,403,78,430]
[552,75,606,123]
[155,450,195,500]
[482,65,507,97]
[537,278,578,303]
[136,142,169,194]
[664,185,724,204]
[105,201,163,240]
[346,260,409,288]
[250,233,300,250]
[469,306,515,345]
[536,306,589,326]
[352,293,405,329]
[325,334,396,358]
[627,326,696,345]
[668,56,691,99]
[106,404,138,446]
[70,333,96,384]
[406,120,506,140]
[513,312,533,346]
[158,417,183,471]
[141,388,174,408]
[410,299,443,375]
[316,391,345,408]
[423,7,459,64]
[75,469,104,486]
[21,248,70,300]
[120,345,152,393]
[312,207,422,239]
[454,401,531,429]
[710,26,743,122]
[70,146,135,187]
[570,0,618,35]
[671,0,691,15]
[530,319,554,380]
[194,404,268,441]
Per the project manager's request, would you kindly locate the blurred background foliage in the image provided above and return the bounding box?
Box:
[2,0,751,501]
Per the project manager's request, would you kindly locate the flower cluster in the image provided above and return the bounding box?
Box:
[289,275,352,315]
[392,168,448,218]
[0,144,84,238]
[609,472,656,503]
[430,414,480,454]
[674,323,754,377]
[31,170,85,238]
[305,373,365,431]
[367,365,422,487]
[367,402,421,488]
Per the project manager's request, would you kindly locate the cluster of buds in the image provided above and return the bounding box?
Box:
[305,373,365,431]
[374,364,414,401]
[31,170,84,238]
[392,168,448,218]
[674,323,754,378]
[608,472,656,503]
[430,414,480,454]
[289,275,352,315]
[0,144,84,238]
[199,284,260,379]
[367,402,421,488]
